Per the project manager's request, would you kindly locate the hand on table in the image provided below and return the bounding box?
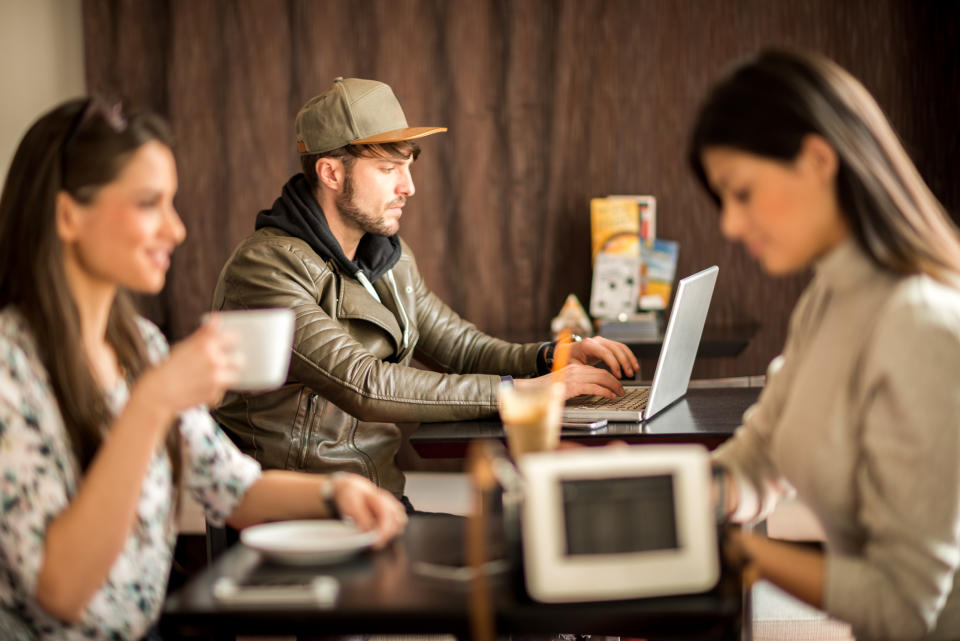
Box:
[330,473,408,549]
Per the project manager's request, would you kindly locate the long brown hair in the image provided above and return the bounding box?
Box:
[0,96,181,487]
[689,48,960,286]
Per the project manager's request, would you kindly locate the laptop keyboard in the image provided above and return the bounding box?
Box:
[567,386,650,410]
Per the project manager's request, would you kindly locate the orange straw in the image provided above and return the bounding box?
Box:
[552,329,573,384]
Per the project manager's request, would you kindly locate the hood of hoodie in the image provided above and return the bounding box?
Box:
[255,173,401,283]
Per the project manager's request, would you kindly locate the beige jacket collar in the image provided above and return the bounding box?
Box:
[813,237,879,295]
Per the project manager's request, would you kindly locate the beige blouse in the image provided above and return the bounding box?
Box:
[714,239,960,641]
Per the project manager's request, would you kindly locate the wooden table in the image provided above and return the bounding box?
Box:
[411,386,761,458]
[162,514,746,640]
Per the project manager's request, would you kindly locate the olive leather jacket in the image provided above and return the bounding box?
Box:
[211,227,542,496]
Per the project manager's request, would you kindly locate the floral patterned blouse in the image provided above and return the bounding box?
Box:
[0,308,263,640]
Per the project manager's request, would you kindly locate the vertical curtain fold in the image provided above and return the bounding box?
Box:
[82,0,959,378]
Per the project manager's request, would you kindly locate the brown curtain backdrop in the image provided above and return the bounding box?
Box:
[82,0,959,378]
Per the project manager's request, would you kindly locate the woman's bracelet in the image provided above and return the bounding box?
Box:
[320,472,347,519]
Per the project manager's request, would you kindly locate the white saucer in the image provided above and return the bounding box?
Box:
[240,520,378,565]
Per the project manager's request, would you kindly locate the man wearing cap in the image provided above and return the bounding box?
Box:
[212,77,636,503]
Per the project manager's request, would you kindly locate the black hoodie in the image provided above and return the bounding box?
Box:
[255,173,402,283]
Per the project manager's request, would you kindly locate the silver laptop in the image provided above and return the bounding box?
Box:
[563,265,718,422]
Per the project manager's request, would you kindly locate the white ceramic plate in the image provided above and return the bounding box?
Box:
[240,520,378,565]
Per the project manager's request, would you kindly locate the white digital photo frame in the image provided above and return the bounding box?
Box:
[518,445,719,603]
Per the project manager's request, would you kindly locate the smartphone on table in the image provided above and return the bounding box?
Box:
[212,574,339,605]
[560,418,608,431]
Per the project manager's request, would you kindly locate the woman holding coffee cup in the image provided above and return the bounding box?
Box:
[0,97,407,641]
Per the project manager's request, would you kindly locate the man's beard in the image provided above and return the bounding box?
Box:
[335,172,402,237]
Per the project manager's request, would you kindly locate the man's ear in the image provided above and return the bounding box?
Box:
[799,134,839,182]
[55,191,83,243]
[316,157,345,192]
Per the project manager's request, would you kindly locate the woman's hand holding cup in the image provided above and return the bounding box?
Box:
[133,315,243,426]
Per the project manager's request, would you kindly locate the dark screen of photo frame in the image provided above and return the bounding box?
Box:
[561,475,678,555]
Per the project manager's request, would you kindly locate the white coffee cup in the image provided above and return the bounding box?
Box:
[211,308,295,391]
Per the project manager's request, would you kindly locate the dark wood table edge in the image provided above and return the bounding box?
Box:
[411,387,761,458]
[162,514,749,641]
[412,433,734,458]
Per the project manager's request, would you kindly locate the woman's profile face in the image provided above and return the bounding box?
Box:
[700,137,849,275]
[59,140,185,294]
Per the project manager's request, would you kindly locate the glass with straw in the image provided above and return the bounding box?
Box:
[496,331,572,459]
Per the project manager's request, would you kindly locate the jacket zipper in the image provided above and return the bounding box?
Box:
[301,393,377,486]
[385,270,409,351]
[298,393,320,469]
[348,421,379,487]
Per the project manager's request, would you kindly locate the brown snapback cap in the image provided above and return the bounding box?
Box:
[296,77,447,154]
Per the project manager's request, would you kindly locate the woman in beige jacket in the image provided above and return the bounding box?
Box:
[690,49,960,641]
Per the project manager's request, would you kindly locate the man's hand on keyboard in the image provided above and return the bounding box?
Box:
[517,362,625,400]
[567,336,640,379]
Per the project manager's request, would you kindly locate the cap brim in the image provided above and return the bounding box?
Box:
[351,126,447,146]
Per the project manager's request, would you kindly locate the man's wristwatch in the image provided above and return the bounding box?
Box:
[541,334,583,372]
